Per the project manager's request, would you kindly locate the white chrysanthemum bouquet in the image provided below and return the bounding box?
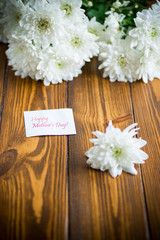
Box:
[0,0,99,85]
[0,0,160,84]
[85,0,160,83]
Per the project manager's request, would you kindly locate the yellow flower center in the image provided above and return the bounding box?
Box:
[61,4,72,15]
[37,18,50,32]
[150,28,157,37]
[57,62,62,67]
[112,147,122,158]
[117,55,127,66]
[71,35,82,47]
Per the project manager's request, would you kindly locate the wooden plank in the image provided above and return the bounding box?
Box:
[0,44,7,117]
[0,66,68,240]
[130,79,160,240]
[68,58,150,240]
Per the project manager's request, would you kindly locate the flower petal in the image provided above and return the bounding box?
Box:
[109,167,118,178]
[123,123,138,133]
[123,167,137,175]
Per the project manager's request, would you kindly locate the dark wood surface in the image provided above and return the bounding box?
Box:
[0,42,159,240]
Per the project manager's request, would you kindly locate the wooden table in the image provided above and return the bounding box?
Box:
[0,43,159,240]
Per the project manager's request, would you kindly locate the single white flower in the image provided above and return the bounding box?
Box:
[2,0,30,38]
[103,12,125,43]
[37,47,83,85]
[18,0,64,49]
[6,37,41,79]
[129,6,160,53]
[63,24,99,65]
[136,50,160,83]
[59,0,85,21]
[86,121,148,178]
[105,12,125,28]
[98,37,140,82]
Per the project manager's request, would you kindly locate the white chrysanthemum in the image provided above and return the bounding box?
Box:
[103,13,125,43]
[59,0,85,21]
[86,121,148,178]
[98,37,140,82]
[37,47,83,85]
[18,0,64,49]
[104,12,125,31]
[136,50,160,83]
[6,37,40,79]
[2,0,30,38]
[129,6,160,53]
[63,24,99,65]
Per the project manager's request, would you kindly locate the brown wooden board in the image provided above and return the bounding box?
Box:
[68,59,150,240]
[0,44,7,121]
[0,42,160,240]
[130,80,160,240]
[0,61,68,240]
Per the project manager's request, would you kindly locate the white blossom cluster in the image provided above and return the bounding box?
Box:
[1,0,99,85]
[88,0,160,83]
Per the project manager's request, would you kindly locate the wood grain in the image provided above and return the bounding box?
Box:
[0,41,160,240]
[0,62,68,239]
[68,58,150,240]
[0,44,7,122]
[130,80,160,240]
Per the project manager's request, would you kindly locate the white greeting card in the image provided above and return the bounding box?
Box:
[24,109,76,137]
